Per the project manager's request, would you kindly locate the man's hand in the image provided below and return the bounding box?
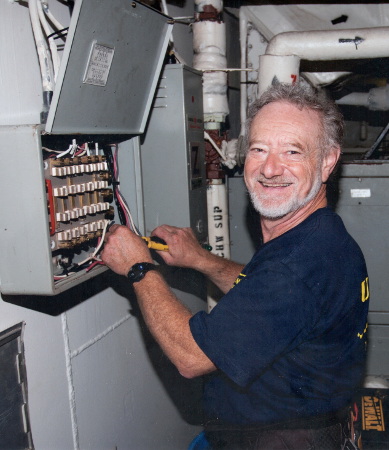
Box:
[153,224,244,293]
[151,225,208,270]
[101,225,153,276]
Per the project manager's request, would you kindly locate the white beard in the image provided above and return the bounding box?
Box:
[248,171,323,220]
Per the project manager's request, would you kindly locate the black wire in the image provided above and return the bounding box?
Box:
[47,27,69,40]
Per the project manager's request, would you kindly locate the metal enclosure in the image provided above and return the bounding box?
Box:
[335,162,389,375]
[0,1,172,296]
[141,64,208,243]
[46,0,172,134]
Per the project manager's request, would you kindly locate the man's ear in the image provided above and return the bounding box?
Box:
[321,147,341,183]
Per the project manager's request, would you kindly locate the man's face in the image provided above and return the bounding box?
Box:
[244,101,327,220]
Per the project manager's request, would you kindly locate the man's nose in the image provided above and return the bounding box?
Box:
[260,152,284,178]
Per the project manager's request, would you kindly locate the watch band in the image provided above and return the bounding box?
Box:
[127,262,156,284]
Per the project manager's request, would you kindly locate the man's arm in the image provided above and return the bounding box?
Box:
[152,225,244,294]
[101,225,216,378]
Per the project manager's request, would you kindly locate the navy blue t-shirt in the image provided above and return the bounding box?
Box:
[190,208,369,426]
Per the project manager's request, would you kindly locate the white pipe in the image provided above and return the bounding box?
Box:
[207,182,230,260]
[336,86,389,111]
[193,20,229,123]
[206,180,231,312]
[266,27,389,61]
[258,54,300,96]
[336,93,370,107]
[239,10,248,135]
[193,1,231,311]
[195,0,223,12]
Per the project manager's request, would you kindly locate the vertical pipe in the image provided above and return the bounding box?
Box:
[206,180,230,311]
[193,0,231,310]
[257,54,300,96]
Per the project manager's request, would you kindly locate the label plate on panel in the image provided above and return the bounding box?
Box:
[83,42,115,87]
[351,188,371,198]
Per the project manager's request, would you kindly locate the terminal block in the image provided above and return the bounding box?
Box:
[44,145,115,278]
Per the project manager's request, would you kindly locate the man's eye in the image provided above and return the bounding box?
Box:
[288,150,300,155]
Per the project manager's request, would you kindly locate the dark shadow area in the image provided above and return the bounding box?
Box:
[326,160,342,210]
[245,195,263,251]
[2,272,110,316]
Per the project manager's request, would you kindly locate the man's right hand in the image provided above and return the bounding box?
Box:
[151,225,209,270]
[151,225,245,294]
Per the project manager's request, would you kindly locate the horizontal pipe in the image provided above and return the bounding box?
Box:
[337,86,389,111]
[336,92,369,107]
[266,27,389,60]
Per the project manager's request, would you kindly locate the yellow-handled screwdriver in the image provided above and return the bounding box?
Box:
[142,236,212,252]
[142,236,169,251]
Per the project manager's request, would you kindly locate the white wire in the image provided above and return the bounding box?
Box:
[56,144,73,159]
[37,0,60,80]
[28,0,54,92]
[76,220,111,267]
[56,140,78,158]
[41,1,65,31]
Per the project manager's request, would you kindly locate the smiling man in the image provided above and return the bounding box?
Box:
[101,83,369,449]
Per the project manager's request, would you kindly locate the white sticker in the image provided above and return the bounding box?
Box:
[83,42,115,87]
[350,189,371,198]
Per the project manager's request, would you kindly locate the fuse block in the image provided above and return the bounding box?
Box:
[44,144,115,278]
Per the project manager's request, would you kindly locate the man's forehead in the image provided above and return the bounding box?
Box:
[252,102,322,132]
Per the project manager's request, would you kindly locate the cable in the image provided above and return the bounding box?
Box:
[37,0,60,80]
[41,1,66,32]
[76,220,111,267]
[28,0,54,95]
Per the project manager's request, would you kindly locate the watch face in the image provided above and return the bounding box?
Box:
[127,263,155,284]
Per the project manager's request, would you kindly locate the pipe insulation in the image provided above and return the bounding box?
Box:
[336,86,389,111]
[207,180,231,311]
[195,0,223,11]
[258,54,300,96]
[266,27,389,61]
[193,21,229,122]
[239,11,248,135]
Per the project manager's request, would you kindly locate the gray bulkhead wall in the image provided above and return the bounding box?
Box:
[0,0,229,449]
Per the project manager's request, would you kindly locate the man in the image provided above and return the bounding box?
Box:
[101,83,369,449]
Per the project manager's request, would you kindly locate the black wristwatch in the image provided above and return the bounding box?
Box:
[127,262,156,284]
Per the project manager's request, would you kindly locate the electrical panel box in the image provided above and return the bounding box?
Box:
[0,128,142,295]
[0,0,172,296]
[140,65,208,243]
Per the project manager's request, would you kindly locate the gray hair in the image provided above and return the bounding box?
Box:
[244,83,344,158]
